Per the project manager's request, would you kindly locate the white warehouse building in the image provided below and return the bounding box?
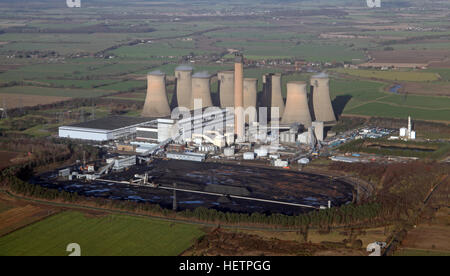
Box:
[58,116,157,141]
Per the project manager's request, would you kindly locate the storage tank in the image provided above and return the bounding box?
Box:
[191,72,213,109]
[311,73,336,125]
[142,71,171,118]
[175,66,193,110]
[218,71,234,108]
[400,127,407,137]
[281,81,312,127]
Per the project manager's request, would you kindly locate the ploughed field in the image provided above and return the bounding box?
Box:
[34,160,354,215]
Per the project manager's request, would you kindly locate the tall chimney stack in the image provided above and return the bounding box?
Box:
[234,54,244,140]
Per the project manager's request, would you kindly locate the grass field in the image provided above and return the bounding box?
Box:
[334,68,440,82]
[0,211,205,256]
[218,41,365,62]
[329,78,450,122]
[0,86,113,98]
[394,248,450,256]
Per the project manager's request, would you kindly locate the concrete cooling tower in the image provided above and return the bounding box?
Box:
[281,81,312,127]
[175,66,193,110]
[243,78,258,124]
[218,71,234,108]
[271,73,285,118]
[311,73,336,125]
[191,72,213,109]
[142,71,171,118]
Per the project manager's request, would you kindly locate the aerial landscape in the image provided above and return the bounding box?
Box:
[0,0,449,260]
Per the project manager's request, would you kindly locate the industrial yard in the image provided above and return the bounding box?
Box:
[35,159,354,215]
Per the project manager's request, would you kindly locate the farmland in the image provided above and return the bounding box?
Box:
[0,192,59,237]
[0,0,447,124]
[0,93,69,108]
[0,211,205,256]
[395,207,450,256]
[333,68,440,82]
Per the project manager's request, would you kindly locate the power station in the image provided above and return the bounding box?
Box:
[60,54,337,149]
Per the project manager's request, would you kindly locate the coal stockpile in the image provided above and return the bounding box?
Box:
[204,184,250,197]
[33,159,355,215]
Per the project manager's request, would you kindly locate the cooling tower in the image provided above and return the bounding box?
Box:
[271,73,285,118]
[175,66,193,110]
[234,54,244,139]
[311,73,336,125]
[218,71,234,108]
[243,78,258,124]
[191,73,213,109]
[281,81,312,127]
[142,71,171,118]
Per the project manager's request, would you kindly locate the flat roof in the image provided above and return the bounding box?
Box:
[64,116,156,131]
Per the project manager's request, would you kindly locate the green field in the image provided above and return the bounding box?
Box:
[334,68,440,82]
[395,248,450,256]
[0,211,205,256]
[329,78,450,122]
[0,86,113,98]
[218,41,365,62]
[110,42,211,59]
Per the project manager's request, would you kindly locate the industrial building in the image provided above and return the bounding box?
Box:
[166,152,206,162]
[107,155,137,171]
[399,116,416,140]
[58,116,156,141]
[135,109,234,148]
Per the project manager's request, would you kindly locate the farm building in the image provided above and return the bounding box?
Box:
[58,116,157,141]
